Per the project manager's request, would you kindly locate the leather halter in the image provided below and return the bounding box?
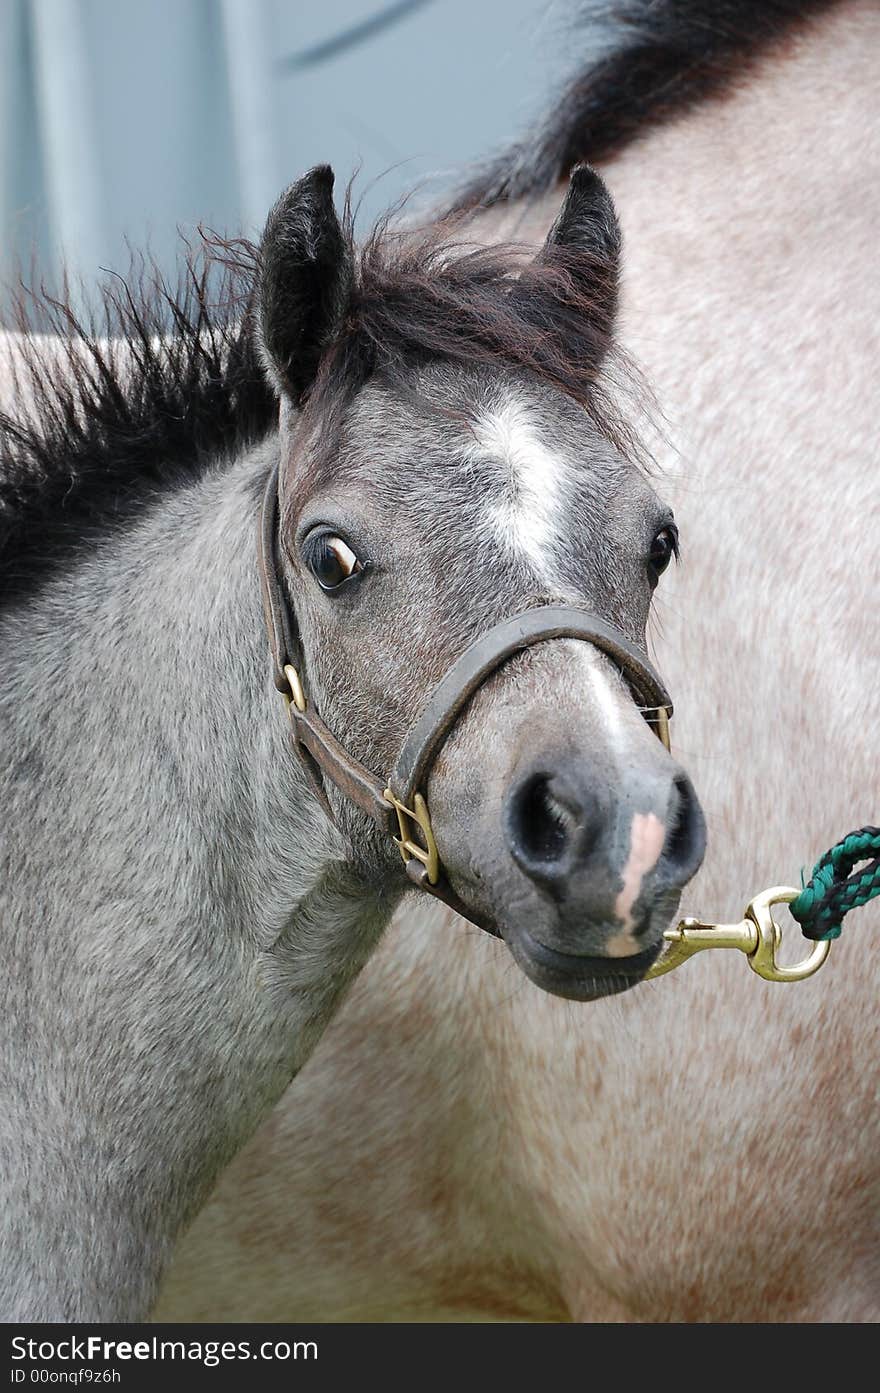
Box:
[257,462,673,936]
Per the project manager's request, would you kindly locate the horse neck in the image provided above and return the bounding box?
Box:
[0,441,397,1319]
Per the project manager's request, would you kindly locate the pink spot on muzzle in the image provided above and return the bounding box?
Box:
[606,812,666,958]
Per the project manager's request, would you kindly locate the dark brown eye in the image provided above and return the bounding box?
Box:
[306,533,364,591]
[649,525,678,578]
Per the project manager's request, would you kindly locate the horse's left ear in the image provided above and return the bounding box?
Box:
[257,165,354,406]
[537,164,621,341]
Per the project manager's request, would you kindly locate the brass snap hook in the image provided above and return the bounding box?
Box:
[646,886,832,982]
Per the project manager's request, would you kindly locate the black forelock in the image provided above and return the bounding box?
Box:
[306,202,622,423]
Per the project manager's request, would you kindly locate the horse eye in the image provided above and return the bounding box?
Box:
[649,525,678,578]
[306,534,364,591]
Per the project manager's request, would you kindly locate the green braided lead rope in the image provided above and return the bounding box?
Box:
[790,826,880,941]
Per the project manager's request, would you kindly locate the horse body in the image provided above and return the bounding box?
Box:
[157,0,880,1321]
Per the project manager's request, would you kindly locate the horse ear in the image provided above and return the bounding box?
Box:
[257,166,354,405]
[537,164,621,341]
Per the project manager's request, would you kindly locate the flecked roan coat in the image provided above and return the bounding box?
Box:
[155,0,879,1322]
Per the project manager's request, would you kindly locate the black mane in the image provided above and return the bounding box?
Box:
[451,0,842,209]
[0,244,278,608]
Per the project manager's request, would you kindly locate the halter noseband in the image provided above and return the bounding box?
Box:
[257,462,673,937]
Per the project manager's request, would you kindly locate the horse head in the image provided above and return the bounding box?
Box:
[256,164,705,1001]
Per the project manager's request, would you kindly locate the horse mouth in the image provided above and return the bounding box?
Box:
[504,922,663,1002]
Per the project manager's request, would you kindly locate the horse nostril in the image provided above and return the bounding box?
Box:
[661,774,706,878]
[519,775,571,862]
[505,771,599,884]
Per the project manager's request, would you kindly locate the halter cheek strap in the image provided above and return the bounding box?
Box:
[257,462,673,937]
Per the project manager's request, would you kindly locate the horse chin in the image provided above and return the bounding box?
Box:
[502,921,664,1003]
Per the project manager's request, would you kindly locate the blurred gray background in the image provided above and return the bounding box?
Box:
[0,0,571,314]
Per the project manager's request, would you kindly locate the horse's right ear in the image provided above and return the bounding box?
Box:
[257,166,354,406]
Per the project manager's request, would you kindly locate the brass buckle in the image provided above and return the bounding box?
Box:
[646,886,832,982]
[383,788,440,885]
